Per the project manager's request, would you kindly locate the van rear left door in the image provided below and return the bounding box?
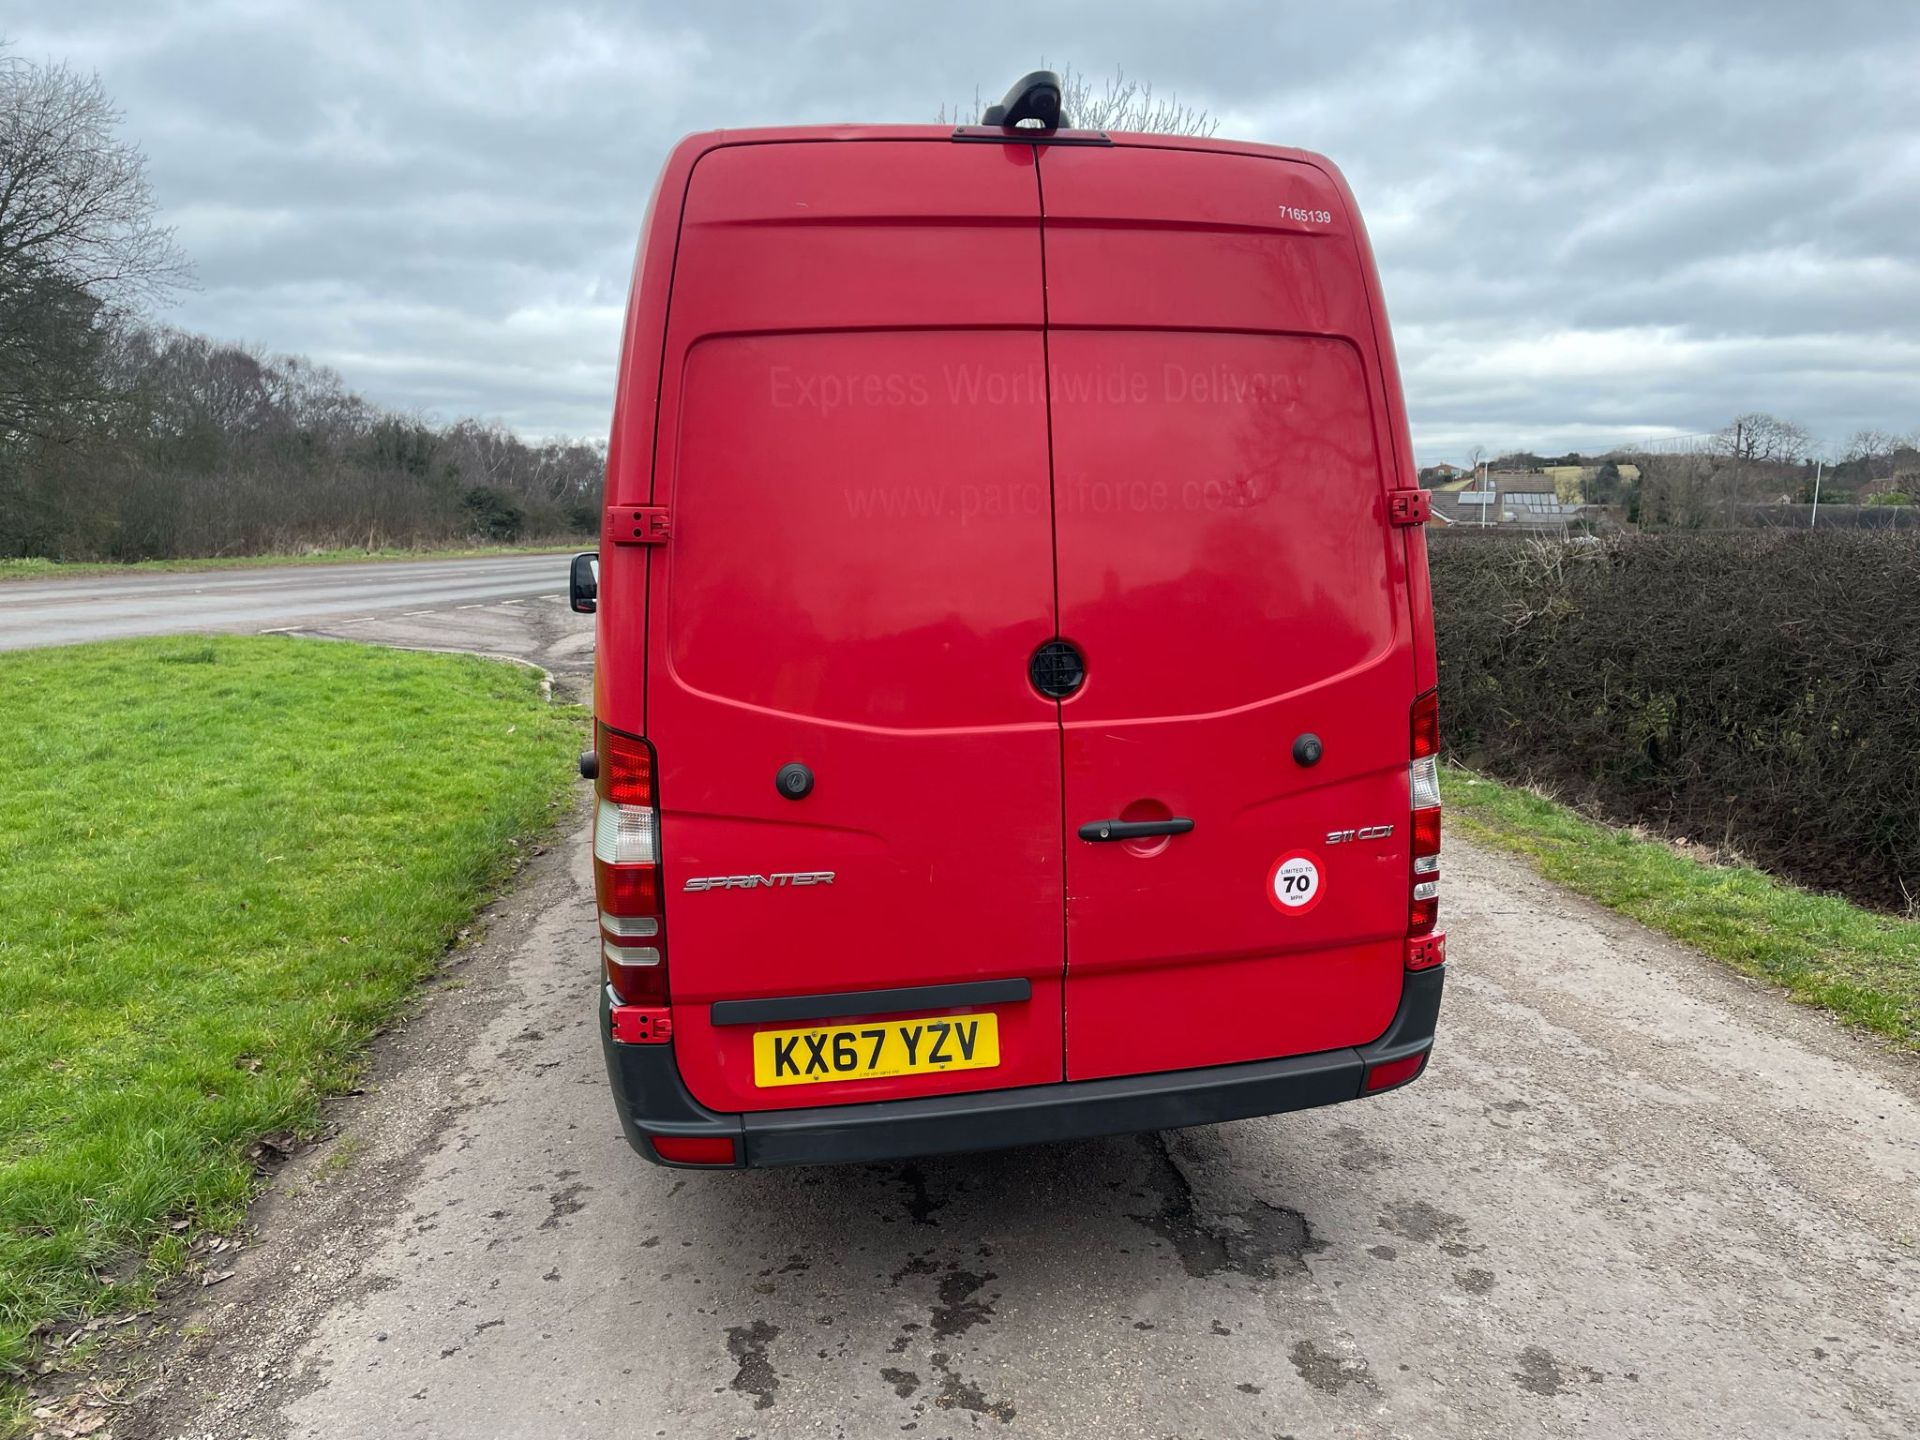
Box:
[644,140,1064,1115]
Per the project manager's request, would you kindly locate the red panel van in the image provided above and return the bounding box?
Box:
[577,75,1446,1168]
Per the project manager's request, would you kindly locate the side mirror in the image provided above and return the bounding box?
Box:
[569,552,599,614]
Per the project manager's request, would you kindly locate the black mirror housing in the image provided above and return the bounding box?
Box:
[570,552,599,614]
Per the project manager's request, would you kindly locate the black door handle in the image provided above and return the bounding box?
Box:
[1077,818,1195,842]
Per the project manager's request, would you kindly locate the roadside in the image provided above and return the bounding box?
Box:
[0,553,570,654]
[275,593,595,690]
[0,545,582,585]
[1446,764,1920,1050]
[130,810,1920,1439]
[0,637,581,1431]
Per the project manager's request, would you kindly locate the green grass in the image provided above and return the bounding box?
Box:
[0,637,582,1406]
[0,543,581,583]
[1445,763,1920,1049]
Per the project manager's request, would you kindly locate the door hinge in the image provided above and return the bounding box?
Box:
[1387,490,1432,526]
[609,505,671,546]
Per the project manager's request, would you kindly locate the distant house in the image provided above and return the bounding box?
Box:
[1418,462,1467,488]
[1428,474,1591,531]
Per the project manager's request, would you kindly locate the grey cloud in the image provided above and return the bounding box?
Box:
[15,0,1920,455]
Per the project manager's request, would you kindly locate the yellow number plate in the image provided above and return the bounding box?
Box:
[752,1013,1000,1088]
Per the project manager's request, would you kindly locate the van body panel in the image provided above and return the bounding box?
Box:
[1035,147,1414,1080]
[639,141,1065,1115]
[595,127,1444,1157]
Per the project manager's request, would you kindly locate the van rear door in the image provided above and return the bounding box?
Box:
[645,141,1064,1115]
[1036,144,1416,1081]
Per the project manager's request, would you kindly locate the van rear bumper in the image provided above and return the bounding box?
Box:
[601,967,1444,1168]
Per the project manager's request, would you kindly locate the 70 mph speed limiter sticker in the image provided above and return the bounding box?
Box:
[1267,851,1324,914]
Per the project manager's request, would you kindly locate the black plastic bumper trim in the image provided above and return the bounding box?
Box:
[603,968,1444,1169]
[709,977,1031,1028]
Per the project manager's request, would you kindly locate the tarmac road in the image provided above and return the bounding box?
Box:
[0,554,569,651]
[109,600,1920,1440]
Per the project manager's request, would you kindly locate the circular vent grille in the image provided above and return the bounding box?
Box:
[1029,639,1086,699]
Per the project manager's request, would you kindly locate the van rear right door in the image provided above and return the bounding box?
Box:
[1037,143,1417,1082]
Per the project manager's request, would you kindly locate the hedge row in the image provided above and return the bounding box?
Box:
[1429,531,1920,912]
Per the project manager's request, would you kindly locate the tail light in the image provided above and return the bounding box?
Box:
[595,722,670,1033]
[1406,689,1444,963]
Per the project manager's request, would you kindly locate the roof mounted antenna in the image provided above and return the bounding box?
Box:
[982,70,1065,131]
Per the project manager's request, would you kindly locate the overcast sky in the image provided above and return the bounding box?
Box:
[15,1,1920,462]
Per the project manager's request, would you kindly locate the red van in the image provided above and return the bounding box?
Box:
[573,74,1445,1168]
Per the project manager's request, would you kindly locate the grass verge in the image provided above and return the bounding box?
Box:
[0,543,582,583]
[0,637,582,1414]
[1445,763,1920,1049]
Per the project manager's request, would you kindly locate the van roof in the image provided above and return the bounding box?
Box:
[659,124,1341,176]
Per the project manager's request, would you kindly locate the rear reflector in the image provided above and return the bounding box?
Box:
[1406,933,1446,971]
[609,1003,673,1044]
[650,1135,737,1166]
[1364,1050,1429,1094]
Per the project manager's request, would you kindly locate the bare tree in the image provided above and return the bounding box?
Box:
[1,46,190,445]
[942,64,1217,136]
[1052,64,1216,136]
[1713,412,1812,465]
[0,47,190,308]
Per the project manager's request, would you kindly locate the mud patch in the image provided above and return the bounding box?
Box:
[1455,1268,1496,1295]
[930,1350,1015,1423]
[931,1270,997,1339]
[1513,1345,1603,1395]
[881,1366,919,1398]
[890,1253,940,1287]
[1131,1134,1315,1280]
[1376,1199,1467,1247]
[1290,1339,1378,1396]
[537,1182,591,1231]
[1332,1125,1392,1174]
[898,1163,946,1226]
[726,1319,781,1410]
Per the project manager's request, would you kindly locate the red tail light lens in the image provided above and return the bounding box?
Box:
[1408,892,1439,935]
[1411,688,1440,760]
[594,721,668,1019]
[596,863,660,917]
[604,729,654,807]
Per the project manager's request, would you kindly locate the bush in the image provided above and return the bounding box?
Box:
[463,485,525,542]
[1430,532,1920,911]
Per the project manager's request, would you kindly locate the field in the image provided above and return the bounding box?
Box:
[0,637,581,1406]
